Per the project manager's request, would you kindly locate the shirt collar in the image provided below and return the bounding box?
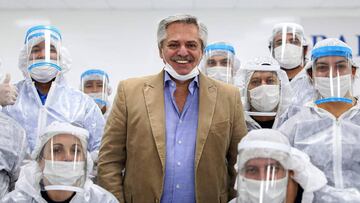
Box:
[164,71,199,95]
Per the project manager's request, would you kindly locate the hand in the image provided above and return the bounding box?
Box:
[0,74,18,106]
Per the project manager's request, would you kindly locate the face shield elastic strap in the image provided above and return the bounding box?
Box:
[28,62,62,72]
[205,44,235,55]
[311,46,352,61]
[26,33,60,44]
[24,25,62,44]
[80,69,109,82]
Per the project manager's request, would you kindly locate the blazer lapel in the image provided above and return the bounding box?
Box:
[143,71,166,171]
[195,73,217,170]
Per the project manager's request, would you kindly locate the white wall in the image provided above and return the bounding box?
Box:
[0,9,359,102]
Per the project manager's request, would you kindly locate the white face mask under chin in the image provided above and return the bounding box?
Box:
[28,59,61,83]
[43,160,85,186]
[314,74,352,98]
[249,85,280,112]
[274,44,303,70]
[206,66,233,83]
[237,175,288,203]
[163,62,199,81]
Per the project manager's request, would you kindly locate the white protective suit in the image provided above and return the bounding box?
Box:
[2,26,104,153]
[278,101,360,202]
[0,112,27,199]
[238,57,294,131]
[278,38,360,202]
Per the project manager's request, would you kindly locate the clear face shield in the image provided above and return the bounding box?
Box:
[25,26,62,83]
[312,47,353,104]
[270,24,305,70]
[237,147,289,203]
[203,44,235,84]
[312,56,352,104]
[246,70,280,116]
[38,134,86,193]
[80,70,109,112]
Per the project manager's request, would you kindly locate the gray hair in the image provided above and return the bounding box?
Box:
[157,14,208,50]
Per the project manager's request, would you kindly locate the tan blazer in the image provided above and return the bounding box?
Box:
[98,71,247,203]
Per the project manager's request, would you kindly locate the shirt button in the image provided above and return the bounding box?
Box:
[177,161,181,166]
[178,140,182,144]
[176,184,180,189]
[179,120,183,123]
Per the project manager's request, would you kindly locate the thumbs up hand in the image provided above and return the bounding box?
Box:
[0,73,18,106]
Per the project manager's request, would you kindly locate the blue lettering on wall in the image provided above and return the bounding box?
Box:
[339,35,346,43]
[311,35,327,46]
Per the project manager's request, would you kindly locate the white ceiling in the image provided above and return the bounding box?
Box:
[1,0,360,9]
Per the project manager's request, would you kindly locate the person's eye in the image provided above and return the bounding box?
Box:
[267,78,275,84]
[167,43,179,49]
[31,48,40,53]
[274,40,282,47]
[53,147,62,154]
[245,167,258,175]
[186,43,198,50]
[207,60,216,67]
[250,80,261,87]
[317,65,329,72]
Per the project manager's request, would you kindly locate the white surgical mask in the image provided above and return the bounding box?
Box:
[249,85,280,112]
[237,175,287,203]
[87,92,107,108]
[274,44,303,70]
[314,74,352,98]
[28,59,61,83]
[206,66,233,83]
[43,160,85,186]
[164,63,199,81]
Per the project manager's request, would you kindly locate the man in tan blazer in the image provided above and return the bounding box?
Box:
[98,14,247,203]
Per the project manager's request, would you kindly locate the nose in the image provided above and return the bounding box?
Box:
[63,151,75,162]
[177,45,189,56]
[35,50,46,60]
[90,86,98,93]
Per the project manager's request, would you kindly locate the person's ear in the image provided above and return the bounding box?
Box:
[158,47,163,59]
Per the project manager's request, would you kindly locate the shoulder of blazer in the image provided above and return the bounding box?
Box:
[116,71,164,92]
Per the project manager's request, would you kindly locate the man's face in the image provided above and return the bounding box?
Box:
[247,71,279,90]
[273,33,302,49]
[314,56,352,77]
[160,23,203,75]
[83,80,104,94]
[244,158,286,180]
[29,41,58,61]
